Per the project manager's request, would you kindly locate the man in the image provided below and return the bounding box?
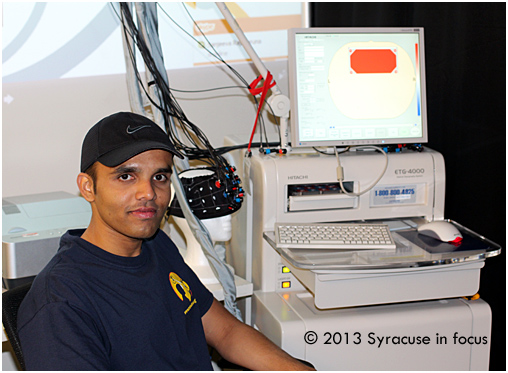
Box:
[18,112,313,370]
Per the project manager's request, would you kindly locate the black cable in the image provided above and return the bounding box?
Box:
[184,142,281,159]
[312,147,330,155]
[169,86,246,94]
[312,146,351,155]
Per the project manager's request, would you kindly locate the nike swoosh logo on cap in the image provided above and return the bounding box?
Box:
[126,125,151,134]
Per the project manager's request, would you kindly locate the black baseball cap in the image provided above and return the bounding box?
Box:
[80,112,184,172]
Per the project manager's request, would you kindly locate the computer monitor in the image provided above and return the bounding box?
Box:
[288,27,428,148]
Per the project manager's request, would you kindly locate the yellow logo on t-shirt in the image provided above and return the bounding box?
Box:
[169,272,192,302]
[169,272,197,314]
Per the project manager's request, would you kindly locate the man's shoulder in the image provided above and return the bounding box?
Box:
[24,254,86,303]
[21,231,94,308]
[18,256,86,332]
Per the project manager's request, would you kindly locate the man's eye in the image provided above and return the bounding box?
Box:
[119,174,133,181]
[154,174,168,182]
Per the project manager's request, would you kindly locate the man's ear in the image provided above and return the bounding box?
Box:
[77,172,95,202]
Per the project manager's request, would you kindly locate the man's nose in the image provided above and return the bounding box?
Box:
[136,179,156,201]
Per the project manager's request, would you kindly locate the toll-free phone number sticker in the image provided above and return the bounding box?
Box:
[371,183,424,206]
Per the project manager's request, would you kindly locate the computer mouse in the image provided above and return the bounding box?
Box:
[417,221,463,243]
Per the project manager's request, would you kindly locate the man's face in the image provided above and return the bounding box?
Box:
[90,149,173,242]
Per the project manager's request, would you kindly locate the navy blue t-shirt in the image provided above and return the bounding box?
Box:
[18,229,214,370]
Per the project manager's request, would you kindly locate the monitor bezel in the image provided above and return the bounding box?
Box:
[288,27,428,148]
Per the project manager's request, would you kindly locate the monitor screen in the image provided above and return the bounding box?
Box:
[288,27,428,147]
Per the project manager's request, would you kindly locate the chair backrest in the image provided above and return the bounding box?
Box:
[2,281,33,371]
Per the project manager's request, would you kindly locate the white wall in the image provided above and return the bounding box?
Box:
[2,60,288,198]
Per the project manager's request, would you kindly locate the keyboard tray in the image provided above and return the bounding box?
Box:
[264,219,501,270]
[263,219,501,308]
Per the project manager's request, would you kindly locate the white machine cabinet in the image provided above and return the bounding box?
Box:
[254,291,492,370]
[224,136,501,371]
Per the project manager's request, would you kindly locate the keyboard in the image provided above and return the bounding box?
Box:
[275,222,396,250]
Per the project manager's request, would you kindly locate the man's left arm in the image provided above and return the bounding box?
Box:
[202,299,315,371]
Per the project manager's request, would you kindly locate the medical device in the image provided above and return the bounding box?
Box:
[223,26,499,366]
[225,139,500,370]
[288,27,428,148]
[2,192,91,289]
[213,14,501,367]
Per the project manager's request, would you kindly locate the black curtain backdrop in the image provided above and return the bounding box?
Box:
[310,2,505,371]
